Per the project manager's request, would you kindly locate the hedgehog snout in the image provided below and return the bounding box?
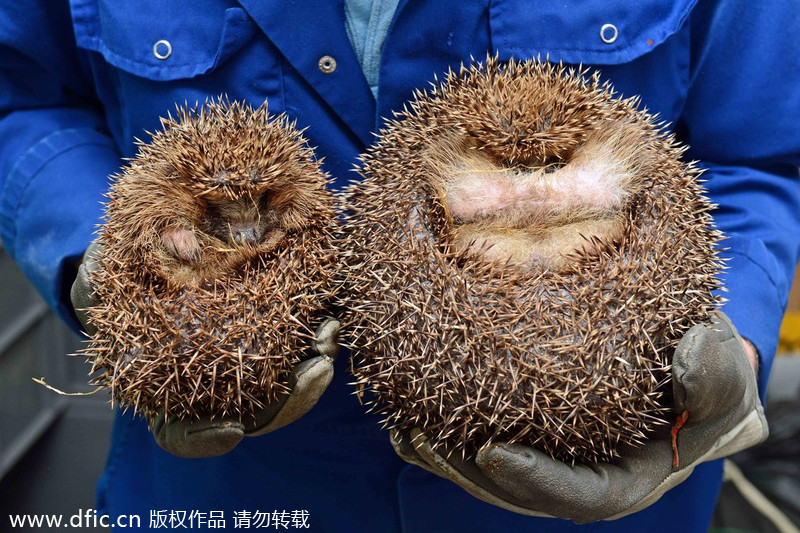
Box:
[229,221,260,245]
[204,195,272,247]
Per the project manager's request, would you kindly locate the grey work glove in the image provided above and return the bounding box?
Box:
[70,239,103,336]
[70,240,340,459]
[391,312,768,523]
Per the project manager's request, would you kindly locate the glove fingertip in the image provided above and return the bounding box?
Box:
[293,355,335,388]
[174,433,243,459]
[254,356,334,435]
[709,311,737,337]
[476,443,541,479]
[153,419,245,459]
[312,317,341,360]
[479,442,537,461]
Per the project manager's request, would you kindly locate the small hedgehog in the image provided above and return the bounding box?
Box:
[340,59,724,464]
[81,99,338,422]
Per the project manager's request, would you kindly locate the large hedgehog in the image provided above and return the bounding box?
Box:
[81,99,338,422]
[341,59,724,464]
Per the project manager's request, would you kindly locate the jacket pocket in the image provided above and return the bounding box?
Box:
[70,0,256,81]
[489,0,697,65]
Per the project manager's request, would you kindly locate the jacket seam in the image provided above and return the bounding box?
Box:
[723,248,783,300]
[2,130,115,256]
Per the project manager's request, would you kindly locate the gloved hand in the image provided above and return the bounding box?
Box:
[391,312,768,523]
[70,240,341,458]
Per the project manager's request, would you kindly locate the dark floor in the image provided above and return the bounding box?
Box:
[710,355,800,533]
[0,398,114,532]
[0,246,115,532]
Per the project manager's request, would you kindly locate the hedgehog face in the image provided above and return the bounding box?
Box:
[155,173,276,262]
[202,192,281,247]
[116,100,333,289]
[155,177,293,282]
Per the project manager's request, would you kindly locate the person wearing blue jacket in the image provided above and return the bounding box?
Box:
[1,1,799,531]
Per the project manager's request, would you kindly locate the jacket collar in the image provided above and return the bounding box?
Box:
[237,0,376,146]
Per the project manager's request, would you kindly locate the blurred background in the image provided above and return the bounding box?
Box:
[711,266,800,533]
[0,243,113,531]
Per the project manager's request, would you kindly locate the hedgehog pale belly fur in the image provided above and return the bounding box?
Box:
[341,59,724,464]
[81,100,338,422]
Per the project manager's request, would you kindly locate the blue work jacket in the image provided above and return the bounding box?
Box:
[1,1,799,531]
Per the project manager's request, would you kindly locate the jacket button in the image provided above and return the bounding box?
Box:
[153,40,172,60]
[318,55,337,74]
[600,24,618,44]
